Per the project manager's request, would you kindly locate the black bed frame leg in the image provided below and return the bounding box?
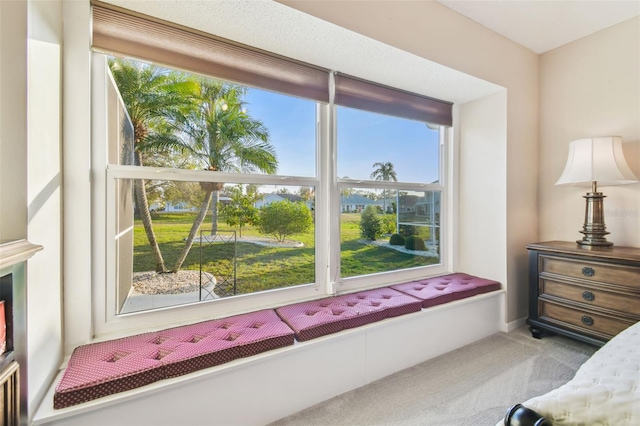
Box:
[504,403,551,426]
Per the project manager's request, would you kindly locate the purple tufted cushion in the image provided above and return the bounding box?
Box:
[391,273,501,308]
[54,310,294,409]
[276,287,422,341]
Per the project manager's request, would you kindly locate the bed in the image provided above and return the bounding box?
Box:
[501,320,640,425]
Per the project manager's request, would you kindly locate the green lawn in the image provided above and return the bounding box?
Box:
[133,211,439,296]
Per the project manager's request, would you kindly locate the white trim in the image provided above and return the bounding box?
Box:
[63,0,93,353]
[107,165,320,187]
[506,316,527,333]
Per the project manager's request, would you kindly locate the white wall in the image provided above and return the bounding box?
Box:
[0,0,28,241]
[61,0,93,355]
[0,0,65,421]
[457,91,508,287]
[27,0,64,418]
[280,0,539,323]
[539,17,640,247]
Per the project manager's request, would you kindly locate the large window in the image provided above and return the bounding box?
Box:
[103,58,319,315]
[92,3,452,334]
[337,107,444,287]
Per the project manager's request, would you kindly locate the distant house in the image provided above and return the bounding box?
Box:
[340,194,377,213]
[163,202,197,213]
[396,194,419,214]
[255,193,312,210]
[415,192,440,222]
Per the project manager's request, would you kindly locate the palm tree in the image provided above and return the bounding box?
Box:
[149,78,277,271]
[108,58,198,273]
[370,162,398,213]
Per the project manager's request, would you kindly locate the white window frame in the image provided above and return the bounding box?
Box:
[91,53,452,338]
[334,123,450,293]
[92,54,329,336]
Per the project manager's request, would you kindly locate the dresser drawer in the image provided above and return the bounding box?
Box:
[539,301,635,339]
[540,279,640,316]
[540,255,640,290]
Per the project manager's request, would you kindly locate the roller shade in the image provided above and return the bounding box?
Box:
[92,2,330,103]
[335,73,452,126]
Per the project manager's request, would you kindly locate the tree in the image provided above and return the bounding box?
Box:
[359,205,382,240]
[370,162,398,214]
[219,185,262,237]
[163,181,203,211]
[297,186,314,201]
[108,58,198,272]
[258,200,312,243]
[340,176,354,197]
[149,77,277,271]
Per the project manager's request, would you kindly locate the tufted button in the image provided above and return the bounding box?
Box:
[107,351,129,362]
[225,332,240,341]
[188,335,205,343]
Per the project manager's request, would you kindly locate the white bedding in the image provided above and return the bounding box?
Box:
[520,321,640,425]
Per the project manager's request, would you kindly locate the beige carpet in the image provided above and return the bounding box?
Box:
[270,327,597,426]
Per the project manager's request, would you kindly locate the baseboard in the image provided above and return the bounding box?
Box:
[506,316,527,333]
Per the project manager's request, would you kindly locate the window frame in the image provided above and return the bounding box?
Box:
[334,122,450,293]
[91,53,452,337]
[92,54,329,335]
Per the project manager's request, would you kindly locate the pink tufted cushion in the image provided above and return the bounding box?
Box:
[276,288,422,341]
[54,310,294,409]
[391,273,501,308]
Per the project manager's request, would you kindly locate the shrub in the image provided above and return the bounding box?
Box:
[405,235,426,251]
[399,224,417,237]
[389,233,405,246]
[257,200,312,242]
[380,214,396,235]
[359,205,381,240]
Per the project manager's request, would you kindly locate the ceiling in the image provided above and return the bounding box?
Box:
[437,0,640,54]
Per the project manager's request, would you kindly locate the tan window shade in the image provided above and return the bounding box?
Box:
[335,73,452,126]
[92,2,330,103]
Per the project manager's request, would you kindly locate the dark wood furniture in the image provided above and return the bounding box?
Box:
[527,241,640,346]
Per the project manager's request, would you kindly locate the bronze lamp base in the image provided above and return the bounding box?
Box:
[577,189,613,247]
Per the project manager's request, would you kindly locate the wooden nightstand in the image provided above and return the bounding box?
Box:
[527,241,640,346]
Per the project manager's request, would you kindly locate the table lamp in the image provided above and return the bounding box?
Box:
[555,136,638,247]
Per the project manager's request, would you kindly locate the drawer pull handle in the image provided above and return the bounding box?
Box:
[582,267,595,277]
[581,315,594,326]
[582,291,595,302]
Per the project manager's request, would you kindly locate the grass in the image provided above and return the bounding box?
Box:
[133,211,439,296]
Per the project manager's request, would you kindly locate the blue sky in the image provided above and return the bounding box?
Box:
[244,88,440,184]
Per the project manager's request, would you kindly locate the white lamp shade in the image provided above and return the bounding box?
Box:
[555,137,639,187]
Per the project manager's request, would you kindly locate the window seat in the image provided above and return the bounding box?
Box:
[53,273,501,410]
[53,309,294,409]
[275,287,423,341]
